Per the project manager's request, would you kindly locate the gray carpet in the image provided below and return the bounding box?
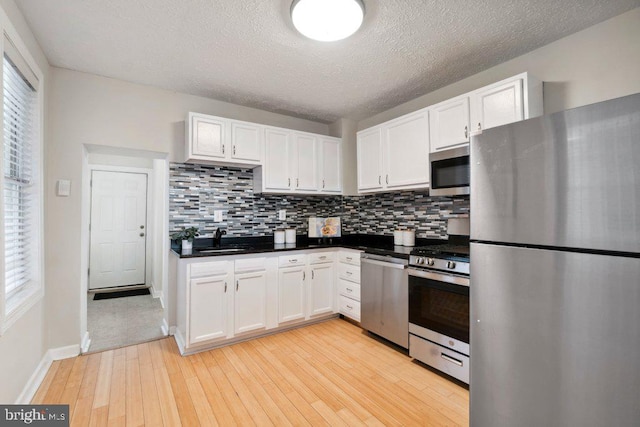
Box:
[87,292,165,352]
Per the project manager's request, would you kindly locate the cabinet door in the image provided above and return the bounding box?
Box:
[192,115,226,158]
[278,267,306,323]
[293,133,318,192]
[429,97,470,152]
[189,274,230,344]
[319,137,342,193]
[357,128,383,191]
[384,111,430,188]
[231,121,261,163]
[264,128,292,191]
[309,264,335,317]
[471,78,523,132]
[234,271,267,335]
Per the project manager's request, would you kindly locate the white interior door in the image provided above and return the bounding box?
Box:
[89,170,148,290]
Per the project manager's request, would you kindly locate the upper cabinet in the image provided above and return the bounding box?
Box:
[429,72,543,153]
[184,112,261,167]
[357,109,430,193]
[255,128,342,195]
[429,96,470,151]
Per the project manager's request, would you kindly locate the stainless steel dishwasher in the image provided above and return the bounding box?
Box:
[360,253,409,348]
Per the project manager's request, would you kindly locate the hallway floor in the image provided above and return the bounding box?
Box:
[87,292,165,352]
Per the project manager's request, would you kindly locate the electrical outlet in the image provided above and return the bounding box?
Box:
[278,209,286,220]
[213,210,223,222]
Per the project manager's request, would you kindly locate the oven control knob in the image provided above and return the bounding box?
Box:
[447,261,456,269]
[427,258,435,266]
[417,257,425,265]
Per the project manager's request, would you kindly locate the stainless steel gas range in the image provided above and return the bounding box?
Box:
[407,219,470,384]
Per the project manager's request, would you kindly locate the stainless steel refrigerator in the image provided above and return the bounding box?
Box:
[470,93,640,426]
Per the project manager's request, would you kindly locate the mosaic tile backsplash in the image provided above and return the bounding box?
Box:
[170,163,469,239]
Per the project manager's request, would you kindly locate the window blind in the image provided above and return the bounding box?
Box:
[3,53,37,297]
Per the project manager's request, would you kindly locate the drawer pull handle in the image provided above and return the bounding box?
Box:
[346,288,352,292]
[346,257,353,261]
[346,271,353,275]
[441,353,463,367]
[346,305,353,310]
[289,259,296,263]
[319,256,326,259]
[224,282,227,293]
[236,280,239,291]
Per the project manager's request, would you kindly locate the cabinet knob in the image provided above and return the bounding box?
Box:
[303,271,306,280]
[322,179,325,189]
[386,174,389,184]
[139,233,145,237]
[222,144,225,154]
[477,122,482,131]
[236,280,239,291]
[233,145,236,155]
[378,175,381,185]
[312,270,315,279]
[288,178,291,187]
[224,282,227,293]
[464,126,468,139]
[296,178,299,187]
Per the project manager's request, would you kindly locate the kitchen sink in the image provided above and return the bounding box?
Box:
[196,248,246,253]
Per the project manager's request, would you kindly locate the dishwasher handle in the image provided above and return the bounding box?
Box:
[361,256,407,269]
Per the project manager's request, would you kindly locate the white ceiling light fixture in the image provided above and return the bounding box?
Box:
[291,0,365,42]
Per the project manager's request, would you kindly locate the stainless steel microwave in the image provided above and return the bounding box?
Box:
[429,145,470,196]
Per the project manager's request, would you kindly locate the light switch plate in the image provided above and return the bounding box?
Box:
[278,210,286,220]
[57,179,71,196]
[213,210,223,222]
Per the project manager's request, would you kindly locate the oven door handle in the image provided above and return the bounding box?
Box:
[407,268,469,287]
[361,257,407,269]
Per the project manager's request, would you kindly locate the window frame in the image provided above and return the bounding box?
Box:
[0,13,44,334]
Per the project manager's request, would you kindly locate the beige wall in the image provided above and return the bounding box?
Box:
[358,8,640,130]
[0,0,50,403]
[46,68,332,349]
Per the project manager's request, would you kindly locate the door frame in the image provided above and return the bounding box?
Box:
[80,146,170,353]
[88,167,151,291]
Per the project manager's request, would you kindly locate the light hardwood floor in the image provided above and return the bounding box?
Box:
[32,319,469,426]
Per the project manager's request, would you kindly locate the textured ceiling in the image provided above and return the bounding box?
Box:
[16,0,640,123]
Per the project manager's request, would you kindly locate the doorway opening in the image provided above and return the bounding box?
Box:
[80,146,169,353]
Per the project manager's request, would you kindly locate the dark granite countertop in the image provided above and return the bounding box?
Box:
[171,234,446,259]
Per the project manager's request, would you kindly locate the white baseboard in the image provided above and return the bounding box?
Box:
[81,331,91,353]
[161,318,170,336]
[16,343,80,404]
[15,352,52,404]
[150,287,165,309]
[173,329,186,355]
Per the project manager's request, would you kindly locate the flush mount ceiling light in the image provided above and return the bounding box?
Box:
[291,0,365,42]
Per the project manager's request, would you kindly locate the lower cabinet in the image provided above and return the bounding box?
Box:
[234,271,267,335]
[176,249,347,354]
[309,263,335,317]
[278,266,307,323]
[188,266,233,345]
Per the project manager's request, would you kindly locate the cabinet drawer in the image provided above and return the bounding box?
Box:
[235,257,266,273]
[338,251,360,266]
[279,254,307,267]
[189,260,231,278]
[338,263,360,283]
[338,279,360,301]
[309,252,335,264]
[339,296,361,322]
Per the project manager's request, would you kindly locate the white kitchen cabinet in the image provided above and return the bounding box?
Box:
[429,72,543,153]
[384,110,430,189]
[470,72,543,134]
[429,96,470,152]
[356,127,384,191]
[230,121,262,163]
[337,250,362,322]
[234,271,267,335]
[188,265,233,345]
[256,128,342,195]
[309,263,335,317]
[184,113,262,167]
[278,266,307,323]
[188,113,226,160]
[357,110,430,193]
[292,132,318,192]
[263,127,292,191]
[319,137,342,193]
